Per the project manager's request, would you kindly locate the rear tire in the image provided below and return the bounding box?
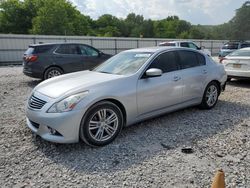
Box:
[200,81,219,109]
[44,67,63,80]
[80,101,124,147]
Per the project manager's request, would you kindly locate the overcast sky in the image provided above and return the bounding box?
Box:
[69,0,246,25]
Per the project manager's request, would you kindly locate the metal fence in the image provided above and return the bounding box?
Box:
[0,34,228,65]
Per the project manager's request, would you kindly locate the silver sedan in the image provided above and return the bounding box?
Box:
[26,47,227,146]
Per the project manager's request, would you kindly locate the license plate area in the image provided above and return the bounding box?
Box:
[233,64,241,68]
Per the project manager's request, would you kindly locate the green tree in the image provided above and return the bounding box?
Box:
[141,19,154,37]
[154,21,166,38]
[31,0,90,35]
[176,20,191,35]
[0,0,249,39]
[124,13,144,37]
[189,26,205,39]
[231,1,250,40]
[95,14,121,36]
[0,0,29,33]
[178,31,189,39]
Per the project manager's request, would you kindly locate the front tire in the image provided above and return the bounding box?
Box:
[80,101,124,147]
[200,81,219,109]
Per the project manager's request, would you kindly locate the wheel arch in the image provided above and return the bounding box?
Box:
[82,98,127,126]
[209,80,221,95]
[98,98,127,125]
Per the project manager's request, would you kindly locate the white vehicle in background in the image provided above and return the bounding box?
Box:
[220,47,250,80]
[159,41,212,56]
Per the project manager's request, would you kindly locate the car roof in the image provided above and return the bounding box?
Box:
[160,41,194,44]
[124,46,199,54]
[224,41,250,44]
[29,43,89,47]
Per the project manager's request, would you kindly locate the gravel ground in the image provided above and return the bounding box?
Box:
[0,66,250,188]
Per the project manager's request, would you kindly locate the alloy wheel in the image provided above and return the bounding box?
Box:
[88,108,119,142]
[47,69,61,78]
[205,85,218,107]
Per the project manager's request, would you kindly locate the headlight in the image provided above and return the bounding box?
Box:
[47,91,88,113]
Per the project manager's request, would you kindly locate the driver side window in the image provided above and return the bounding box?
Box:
[148,51,179,73]
[79,45,99,57]
[188,42,198,50]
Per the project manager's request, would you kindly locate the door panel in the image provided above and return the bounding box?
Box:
[137,71,183,116]
[177,50,207,102]
[53,54,83,73]
[53,44,83,73]
[180,66,207,102]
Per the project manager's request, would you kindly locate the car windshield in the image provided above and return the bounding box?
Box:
[93,51,153,75]
[228,50,250,57]
[222,43,239,50]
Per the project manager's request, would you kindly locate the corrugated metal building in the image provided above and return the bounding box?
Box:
[0,34,227,65]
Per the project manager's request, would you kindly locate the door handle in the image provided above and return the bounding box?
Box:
[203,69,207,74]
[173,76,181,81]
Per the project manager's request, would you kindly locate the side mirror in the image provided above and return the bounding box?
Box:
[145,68,162,77]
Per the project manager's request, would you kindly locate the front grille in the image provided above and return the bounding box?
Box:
[29,95,47,109]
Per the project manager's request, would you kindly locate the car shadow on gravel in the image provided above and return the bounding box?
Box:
[25,80,42,88]
[227,79,250,89]
[31,99,250,174]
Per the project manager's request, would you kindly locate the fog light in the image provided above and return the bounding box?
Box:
[48,127,57,135]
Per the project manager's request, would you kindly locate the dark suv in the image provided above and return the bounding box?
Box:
[23,43,112,79]
[218,41,250,58]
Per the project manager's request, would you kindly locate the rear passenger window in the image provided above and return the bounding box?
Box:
[178,51,200,69]
[148,51,179,73]
[35,45,53,54]
[180,42,189,48]
[56,44,80,55]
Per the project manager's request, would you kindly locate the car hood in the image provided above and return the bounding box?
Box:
[34,71,123,98]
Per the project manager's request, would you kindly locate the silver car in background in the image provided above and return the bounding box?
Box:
[221,47,250,80]
[26,47,227,146]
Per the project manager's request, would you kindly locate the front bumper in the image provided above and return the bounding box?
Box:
[26,96,85,143]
